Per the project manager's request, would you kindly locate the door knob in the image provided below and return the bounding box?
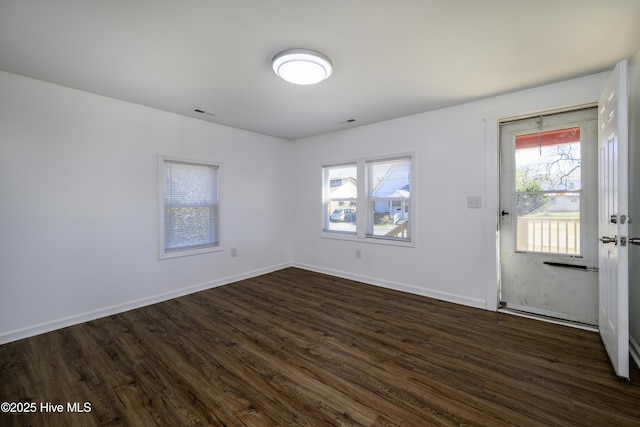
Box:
[600,236,617,244]
[501,210,509,216]
[630,238,640,246]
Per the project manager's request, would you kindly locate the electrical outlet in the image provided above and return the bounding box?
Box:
[230,248,237,257]
[355,249,362,259]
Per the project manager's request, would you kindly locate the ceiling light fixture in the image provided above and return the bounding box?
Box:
[272,48,333,85]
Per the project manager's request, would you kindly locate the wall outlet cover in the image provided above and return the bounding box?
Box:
[467,196,482,208]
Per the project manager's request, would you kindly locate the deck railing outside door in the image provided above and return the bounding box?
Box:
[517,216,580,255]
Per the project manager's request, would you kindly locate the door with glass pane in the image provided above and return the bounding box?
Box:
[499,108,599,325]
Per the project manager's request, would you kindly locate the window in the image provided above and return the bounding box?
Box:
[367,157,411,240]
[160,156,220,259]
[322,155,413,243]
[323,164,357,234]
[514,128,581,255]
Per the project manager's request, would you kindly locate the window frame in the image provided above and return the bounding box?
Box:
[158,154,223,260]
[512,126,585,257]
[322,153,415,246]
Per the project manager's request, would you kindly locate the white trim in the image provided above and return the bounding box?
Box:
[501,302,597,327]
[498,308,598,332]
[484,116,500,311]
[496,102,598,125]
[160,245,225,259]
[319,232,416,248]
[293,262,486,309]
[0,262,290,345]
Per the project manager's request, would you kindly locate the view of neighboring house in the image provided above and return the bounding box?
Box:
[328,176,357,218]
[328,160,411,225]
[371,160,411,224]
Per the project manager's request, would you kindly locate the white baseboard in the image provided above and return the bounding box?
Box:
[292,262,486,310]
[0,262,291,345]
[630,335,640,370]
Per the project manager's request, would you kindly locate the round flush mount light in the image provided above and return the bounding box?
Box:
[272,48,333,85]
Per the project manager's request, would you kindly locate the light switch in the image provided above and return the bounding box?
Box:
[467,196,482,209]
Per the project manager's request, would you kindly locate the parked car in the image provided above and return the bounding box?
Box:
[330,208,356,222]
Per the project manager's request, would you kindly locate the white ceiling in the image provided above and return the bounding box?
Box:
[1,0,639,140]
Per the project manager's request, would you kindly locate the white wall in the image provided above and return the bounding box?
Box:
[290,72,611,311]
[0,69,620,345]
[0,71,292,344]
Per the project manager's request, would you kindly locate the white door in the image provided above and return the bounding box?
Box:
[499,108,599,325]
[598,60,629,380]
[629,48,640,370]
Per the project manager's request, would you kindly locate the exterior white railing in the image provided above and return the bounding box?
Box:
[517,217,580,254]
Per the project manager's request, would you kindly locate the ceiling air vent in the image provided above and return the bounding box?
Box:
[191,108,216,117]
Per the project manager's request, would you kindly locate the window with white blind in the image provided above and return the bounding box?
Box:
[159,156,220,259]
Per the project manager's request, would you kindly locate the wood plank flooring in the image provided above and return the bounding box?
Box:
[1,267,640,426]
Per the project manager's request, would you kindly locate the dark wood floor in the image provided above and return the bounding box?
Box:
[1,268,640,426]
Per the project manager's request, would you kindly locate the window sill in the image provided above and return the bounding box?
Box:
[320,232,415,248]
[159,245,224,260]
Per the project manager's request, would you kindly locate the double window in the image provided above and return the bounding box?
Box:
[323,155,413,242]
[159,156,220,259]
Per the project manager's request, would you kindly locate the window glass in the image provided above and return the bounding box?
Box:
[324,164,357,234]
[367,157,411,241]
[162,158,219,257]
[514,128,581,254]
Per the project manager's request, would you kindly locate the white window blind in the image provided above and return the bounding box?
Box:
[162,159,219,255]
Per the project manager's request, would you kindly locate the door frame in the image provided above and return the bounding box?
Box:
[497,108,599,325]
[483,99,605,315]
